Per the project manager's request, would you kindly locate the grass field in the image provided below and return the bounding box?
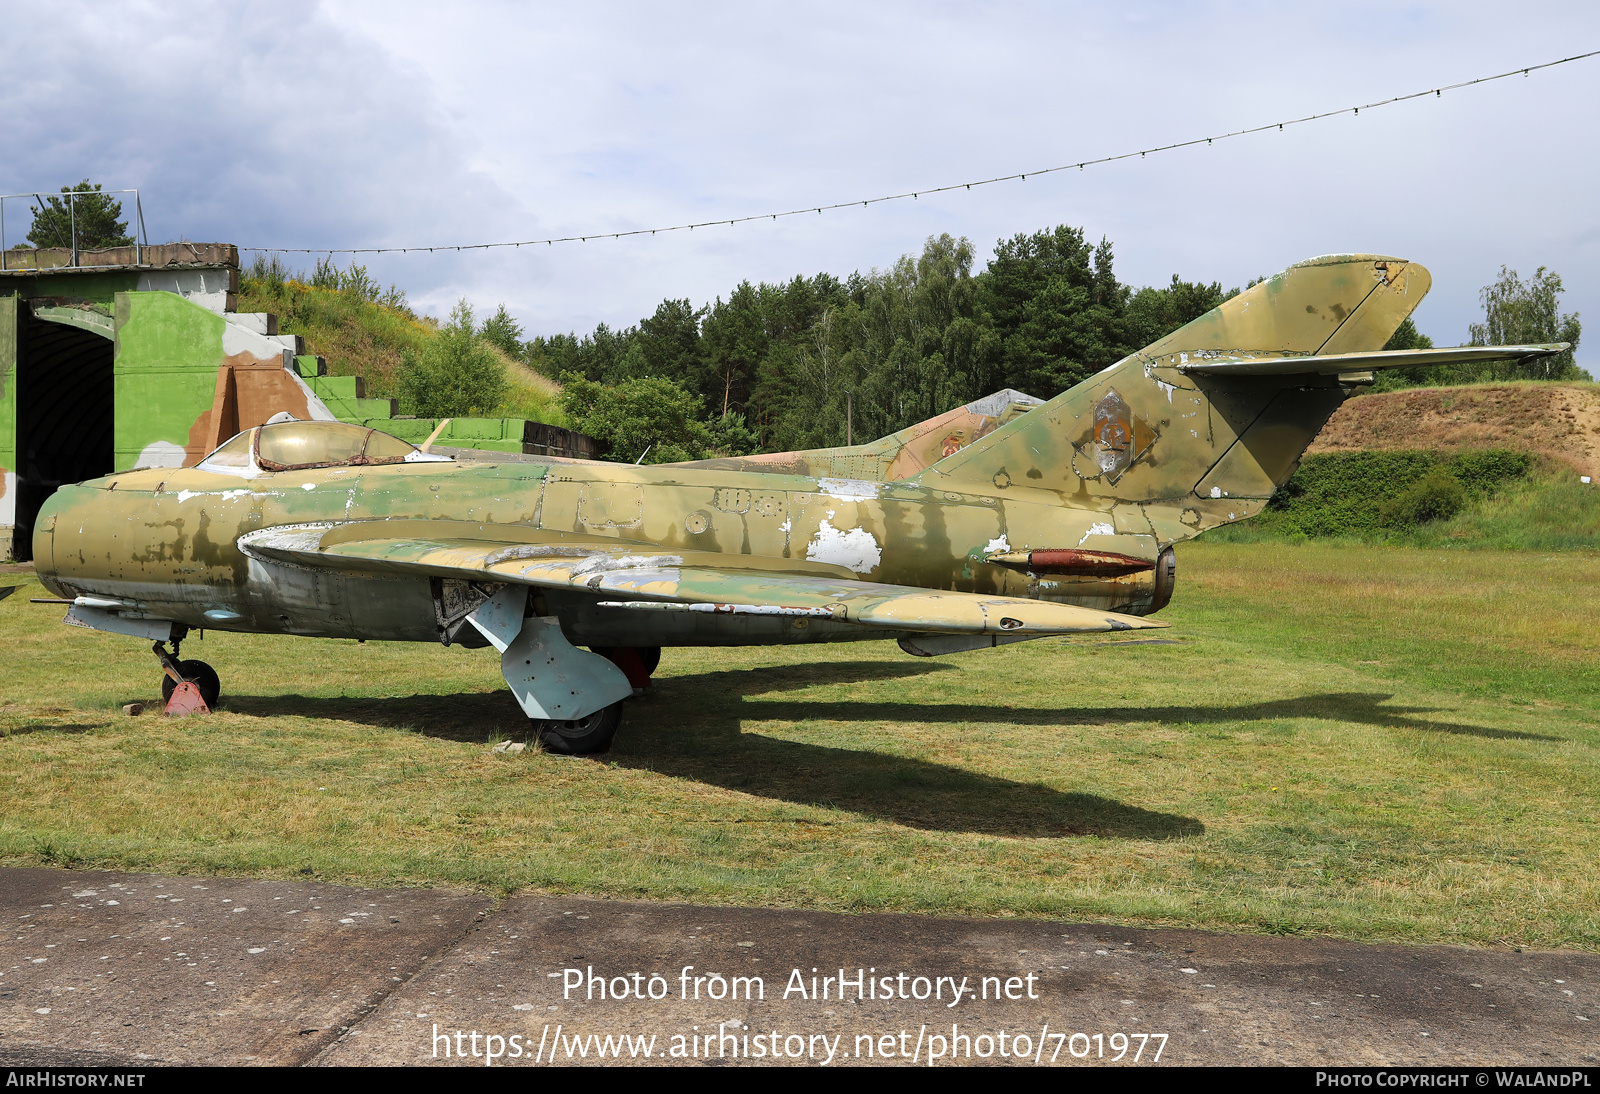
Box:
[2,542,1597,950]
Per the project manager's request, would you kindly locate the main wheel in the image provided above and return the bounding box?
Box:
[534,700,624,756]
[160,660,220,709]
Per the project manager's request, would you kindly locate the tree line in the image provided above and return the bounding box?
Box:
[526,227,1584,459]
[528,226,1244,456]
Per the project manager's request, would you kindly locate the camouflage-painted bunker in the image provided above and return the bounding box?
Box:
[0,244,597,560]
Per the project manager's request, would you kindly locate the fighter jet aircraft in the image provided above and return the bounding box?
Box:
[26,254,1567,752]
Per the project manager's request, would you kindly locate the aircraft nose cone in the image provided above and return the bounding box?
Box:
[29,484,77,592]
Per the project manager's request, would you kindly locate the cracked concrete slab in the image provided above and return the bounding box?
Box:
[0,868,492,1065]
[325,896,1598,1067]
[0,869,1595,1067]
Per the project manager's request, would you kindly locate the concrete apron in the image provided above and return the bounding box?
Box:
[0,868,1595,1067]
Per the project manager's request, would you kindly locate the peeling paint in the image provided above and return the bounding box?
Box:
[805,519,882,574]
[136,441,187,469]
[816,477,882,500]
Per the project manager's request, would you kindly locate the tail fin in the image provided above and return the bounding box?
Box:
[913,254,1431,542]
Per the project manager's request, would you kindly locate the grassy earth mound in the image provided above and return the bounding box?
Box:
[236,275,564,424]
[1309,383,1600,481]
[1206,383,1600,548]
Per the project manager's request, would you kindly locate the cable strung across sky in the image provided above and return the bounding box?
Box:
[245,49,1600,257]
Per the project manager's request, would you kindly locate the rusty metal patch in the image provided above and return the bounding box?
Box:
[1024,549,1154,577]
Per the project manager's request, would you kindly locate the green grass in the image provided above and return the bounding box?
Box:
[3,541,1597,949]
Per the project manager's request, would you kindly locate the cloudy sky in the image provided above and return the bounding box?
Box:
[3,1,1596,360]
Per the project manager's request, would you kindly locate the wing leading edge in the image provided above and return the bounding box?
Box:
[239,521,1167,637]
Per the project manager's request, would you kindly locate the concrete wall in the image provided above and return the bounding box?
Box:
[0,294,16,534]
[114,291,338,469]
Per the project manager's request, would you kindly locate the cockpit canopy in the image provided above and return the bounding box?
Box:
[198,421,450,474]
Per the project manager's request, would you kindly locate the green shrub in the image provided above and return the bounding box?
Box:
[396,302,510,417]
[1378,468,1466,527]
[558,373,712,463]
[1448,449,1534,496]
[1254,449,1532,538]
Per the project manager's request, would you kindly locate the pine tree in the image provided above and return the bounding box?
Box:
[25,181,135,249]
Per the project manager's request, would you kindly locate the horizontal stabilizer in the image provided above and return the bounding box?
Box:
[239,521,1165,637]
[1176,343,1570,377]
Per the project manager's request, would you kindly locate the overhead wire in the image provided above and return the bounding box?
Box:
[244,49,1600,257]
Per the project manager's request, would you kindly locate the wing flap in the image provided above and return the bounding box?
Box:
[239,521,1165,636]
[1175,343,1570,377]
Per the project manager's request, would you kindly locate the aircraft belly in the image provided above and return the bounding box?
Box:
[552,591,890,647]
[239,557,436,640]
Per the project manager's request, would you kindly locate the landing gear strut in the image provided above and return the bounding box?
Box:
[591,646,660,695]
[465,588,634,756]
[153,638,220,715]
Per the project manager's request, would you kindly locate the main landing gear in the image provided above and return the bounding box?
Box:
[529,701,625,756]
[153,637,220,715]
[527,646,662,756]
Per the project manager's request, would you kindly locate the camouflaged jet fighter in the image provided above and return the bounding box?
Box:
[27,254,1568,753]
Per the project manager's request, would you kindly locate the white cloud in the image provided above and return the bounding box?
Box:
[2,0,1596,363]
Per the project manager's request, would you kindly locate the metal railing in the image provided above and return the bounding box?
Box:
[0,188,148,271]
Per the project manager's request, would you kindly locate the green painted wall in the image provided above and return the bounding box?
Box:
[113,291,226,470]
[360,416,525,453]
[0,270,142,306]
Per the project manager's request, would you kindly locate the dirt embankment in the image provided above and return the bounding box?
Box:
[1308,383,1600,480]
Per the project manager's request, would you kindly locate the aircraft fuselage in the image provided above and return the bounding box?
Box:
[35,456,1170,648]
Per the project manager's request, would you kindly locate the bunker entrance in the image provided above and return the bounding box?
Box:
[11,310,113,561]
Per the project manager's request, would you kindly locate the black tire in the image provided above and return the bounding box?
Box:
[160,660,221,709]
[534,700,624,756]
[637,646,662,676]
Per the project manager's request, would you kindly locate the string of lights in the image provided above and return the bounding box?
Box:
[246,49,1600,257]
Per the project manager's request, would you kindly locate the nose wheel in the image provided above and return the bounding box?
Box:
[152,640,220,715]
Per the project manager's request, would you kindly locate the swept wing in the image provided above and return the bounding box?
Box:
[240,520,1165,637]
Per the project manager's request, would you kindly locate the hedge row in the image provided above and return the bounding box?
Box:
[1254,449,1533,538]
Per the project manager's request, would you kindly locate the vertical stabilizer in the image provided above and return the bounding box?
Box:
[913,254,1431,544]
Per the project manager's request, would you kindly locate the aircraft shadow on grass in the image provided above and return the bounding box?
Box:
[221,658,1555,840]
[2,723,102,737]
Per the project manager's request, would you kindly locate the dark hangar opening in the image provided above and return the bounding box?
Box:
[11,311,114,561]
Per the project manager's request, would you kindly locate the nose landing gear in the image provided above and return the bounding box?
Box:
[152,638,220,715]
